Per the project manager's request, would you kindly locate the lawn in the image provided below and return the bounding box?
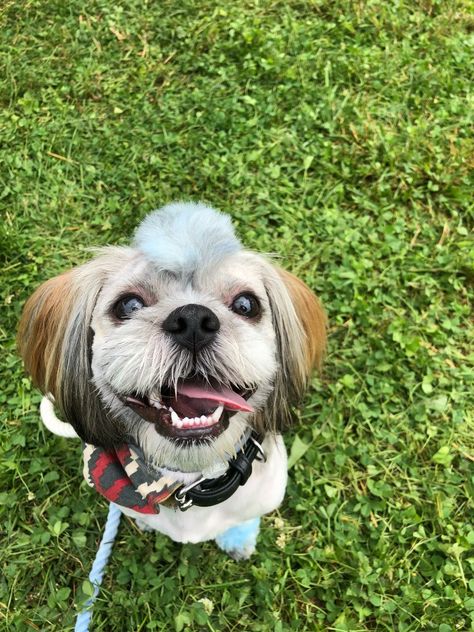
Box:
[1,0,473,630]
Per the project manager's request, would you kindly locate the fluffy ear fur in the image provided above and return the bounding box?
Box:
[277,267,326,373]
[261,262,326,431]
[18,248,133,447]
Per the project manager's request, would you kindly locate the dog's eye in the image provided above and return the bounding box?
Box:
[113,295,145,320]
[231,293,261,319]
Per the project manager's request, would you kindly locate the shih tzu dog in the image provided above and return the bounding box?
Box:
[19,203,326,559]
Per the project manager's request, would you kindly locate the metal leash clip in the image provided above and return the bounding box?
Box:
[174,476,206,511]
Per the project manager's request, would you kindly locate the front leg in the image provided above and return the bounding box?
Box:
[215,518,261,560]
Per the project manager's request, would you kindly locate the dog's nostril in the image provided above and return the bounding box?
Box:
[166,316,186,333]
[202,314,219,333]
[162,304,220,351]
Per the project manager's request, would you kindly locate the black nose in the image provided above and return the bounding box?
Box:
[162,304,220,351]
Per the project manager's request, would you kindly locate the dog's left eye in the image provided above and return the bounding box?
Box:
[113,295,145,320]
[231,293,261,319]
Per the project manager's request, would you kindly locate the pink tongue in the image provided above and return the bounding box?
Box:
[176,382,254,413]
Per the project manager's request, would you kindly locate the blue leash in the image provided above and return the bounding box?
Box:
[75,503,122,632]
[38,400,122,631]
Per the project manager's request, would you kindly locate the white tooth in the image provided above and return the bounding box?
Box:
[176,419,183,429]
[170,409,181,426]
[182,417,190,425]
[200,415,208,423]
[212,405,224,422]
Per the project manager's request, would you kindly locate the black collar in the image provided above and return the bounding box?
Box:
[174,432,266,511]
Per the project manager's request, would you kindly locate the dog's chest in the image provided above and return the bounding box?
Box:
[120,435,288,543]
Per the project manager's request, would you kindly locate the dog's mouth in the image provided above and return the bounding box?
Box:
[123,379,255,441]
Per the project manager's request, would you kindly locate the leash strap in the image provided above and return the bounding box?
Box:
[74,503,122,632]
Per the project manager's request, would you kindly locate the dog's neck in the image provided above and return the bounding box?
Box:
[83,429,264,514]
[147,428,253,484]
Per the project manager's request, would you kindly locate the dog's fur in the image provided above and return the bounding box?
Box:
[18,203,326,552]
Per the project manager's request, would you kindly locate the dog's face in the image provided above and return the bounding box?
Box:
[19,204,326,472]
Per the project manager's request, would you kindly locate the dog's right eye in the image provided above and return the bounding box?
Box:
[113,295,145,320]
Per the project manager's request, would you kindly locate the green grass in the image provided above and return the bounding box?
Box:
[1,0,473,630]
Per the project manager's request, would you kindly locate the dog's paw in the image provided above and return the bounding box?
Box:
[215,518,260,560]
[225,544,256,561]
[135,517,155,532]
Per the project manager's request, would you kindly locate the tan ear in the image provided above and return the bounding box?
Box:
[258,258,326,432]
[277,267,327,374]
[17,270,75,398]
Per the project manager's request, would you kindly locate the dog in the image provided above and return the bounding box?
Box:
[18,203,326,559]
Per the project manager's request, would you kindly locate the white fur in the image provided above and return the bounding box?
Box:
[28,203,313,555]
[90,251,279,473]
[40,395,79,438]
[39,399,288,546]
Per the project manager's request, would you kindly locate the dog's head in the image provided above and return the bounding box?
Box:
[18,203,326,471]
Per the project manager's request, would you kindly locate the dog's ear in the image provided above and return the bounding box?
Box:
[18,270,76,398]
[277,267,326,373]
[262,263,326,431]
[18,249,132,447]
